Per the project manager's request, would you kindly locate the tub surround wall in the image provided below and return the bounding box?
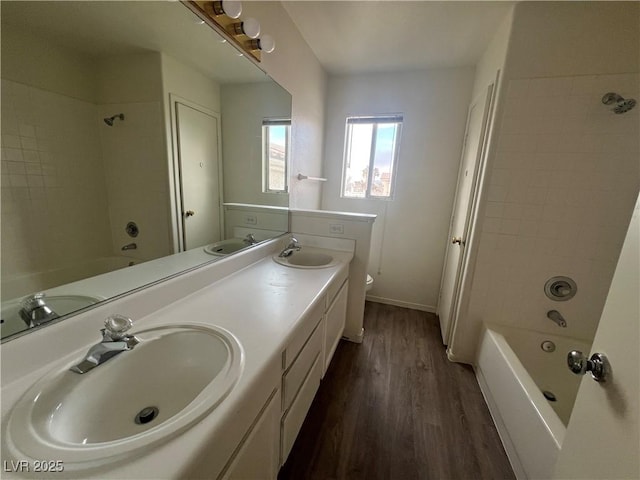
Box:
[1,27,112,299]
[241,1,327,210]
[321,68,475,311]
[449,1,640,363]
[97,52,171,263]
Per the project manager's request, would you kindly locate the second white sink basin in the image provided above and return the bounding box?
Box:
[204,238,248,256]
[273,250,338,269]
[5,324,243,470]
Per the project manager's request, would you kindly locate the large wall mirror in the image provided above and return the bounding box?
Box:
[1,1,291,341]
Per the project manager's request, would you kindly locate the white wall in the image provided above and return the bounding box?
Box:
[220,82,291,207]
[321,68,475,311]
[450,1,640,363]
[242,2,328,210]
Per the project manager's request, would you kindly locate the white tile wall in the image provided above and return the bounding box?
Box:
[1,80,113,298]
[470,73,639,341]
[98,101,171,262]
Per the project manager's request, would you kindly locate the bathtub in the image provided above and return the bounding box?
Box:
[1,255,136,301]
[475,325,591,479]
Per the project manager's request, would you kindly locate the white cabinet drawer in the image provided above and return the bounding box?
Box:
[282,320,322,412]
[324,280,348,375]
[325,268,348,310]
[283,297,324,370]
[280,354,322,464]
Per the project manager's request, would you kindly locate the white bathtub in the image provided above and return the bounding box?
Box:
[475,325,591,479]
[1,255,136,301]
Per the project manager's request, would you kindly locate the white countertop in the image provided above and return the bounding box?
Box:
[0,239,353,479]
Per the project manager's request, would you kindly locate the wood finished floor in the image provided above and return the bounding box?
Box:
[279,302,515,480]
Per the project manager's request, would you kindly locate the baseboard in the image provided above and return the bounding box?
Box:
[342,327,364,344]
[365,295,436,313]
[474,366,527,480]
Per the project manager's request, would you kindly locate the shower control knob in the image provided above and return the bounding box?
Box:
[567,350,609,382]
[185,210,195,217]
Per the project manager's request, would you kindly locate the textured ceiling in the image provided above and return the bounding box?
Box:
[282,1,514,74]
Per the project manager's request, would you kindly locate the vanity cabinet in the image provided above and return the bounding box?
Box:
[222,388,282,480]
[279,269,349,465]
[323,279,348,375]
[219,266,350,477]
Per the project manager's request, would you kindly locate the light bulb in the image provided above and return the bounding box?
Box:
[213,0,242,19]
[259,34,275,53]
[242,18,261,39]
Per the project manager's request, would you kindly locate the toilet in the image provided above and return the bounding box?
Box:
[366,274,374,292]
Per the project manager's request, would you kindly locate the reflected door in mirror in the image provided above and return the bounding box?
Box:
[176,102,222,250]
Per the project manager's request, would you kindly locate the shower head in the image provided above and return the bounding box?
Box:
[104,113,125,126]
[602,92,636,114]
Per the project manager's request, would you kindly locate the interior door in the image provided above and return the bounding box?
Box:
[437,84,494,344]
[553,195,639,479]
[175,102,222,250]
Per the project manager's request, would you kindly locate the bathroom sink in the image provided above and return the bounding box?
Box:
[5,324,243,469]
[204,238,248,256]
[1,294,102,339]
[273,251,338,269]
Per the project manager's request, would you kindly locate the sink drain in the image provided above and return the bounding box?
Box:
[542,391,557,402]
[134,406,159,425]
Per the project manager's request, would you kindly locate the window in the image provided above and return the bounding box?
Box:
[262,119,290,193]
[341,115,402,199]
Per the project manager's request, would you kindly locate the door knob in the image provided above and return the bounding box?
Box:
[452,237,464,245]
[185,210,195,217]
[567,350,609,382]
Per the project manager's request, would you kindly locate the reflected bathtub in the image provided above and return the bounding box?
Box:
[475,325,591,479]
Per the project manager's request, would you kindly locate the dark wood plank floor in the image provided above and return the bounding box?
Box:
[279,302,515,480]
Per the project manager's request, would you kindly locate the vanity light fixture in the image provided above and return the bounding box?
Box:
[185,1,276,60]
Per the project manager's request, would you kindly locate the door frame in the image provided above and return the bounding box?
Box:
[437,81,495,345]
[168,94,224,252]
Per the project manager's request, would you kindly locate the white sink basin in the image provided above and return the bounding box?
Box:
[273,251,338,269]
[204,238,248,256]
[1,294,102,339]
[5,324,243,469]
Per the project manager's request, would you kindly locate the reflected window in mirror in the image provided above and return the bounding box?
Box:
[262,119,290,193]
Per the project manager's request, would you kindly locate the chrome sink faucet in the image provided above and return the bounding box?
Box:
[19,292,59,327]
[70,315,140,374]
[279,236,301,257]
[244,233,257,245]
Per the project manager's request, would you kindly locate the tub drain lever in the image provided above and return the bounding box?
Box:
[547,310,567,328]
[567,351,609,382]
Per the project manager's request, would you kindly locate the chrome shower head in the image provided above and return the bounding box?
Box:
[602,92,636,114]
[104,113,125,126]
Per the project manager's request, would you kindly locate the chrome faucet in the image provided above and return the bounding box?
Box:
[121,242,137,251]
[70,315,140,374]
[244,233,257,245]
[547,310,567,328]
[19,293,59,327]
[279,237,301,257]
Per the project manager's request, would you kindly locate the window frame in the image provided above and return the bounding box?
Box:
[340,114,403,200]
[262,118,290,194]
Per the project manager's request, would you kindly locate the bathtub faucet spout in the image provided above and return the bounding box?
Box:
[547,310,567,328]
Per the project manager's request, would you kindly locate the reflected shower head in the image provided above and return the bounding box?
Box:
[104,113,125,126]
[602,92,636,114]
